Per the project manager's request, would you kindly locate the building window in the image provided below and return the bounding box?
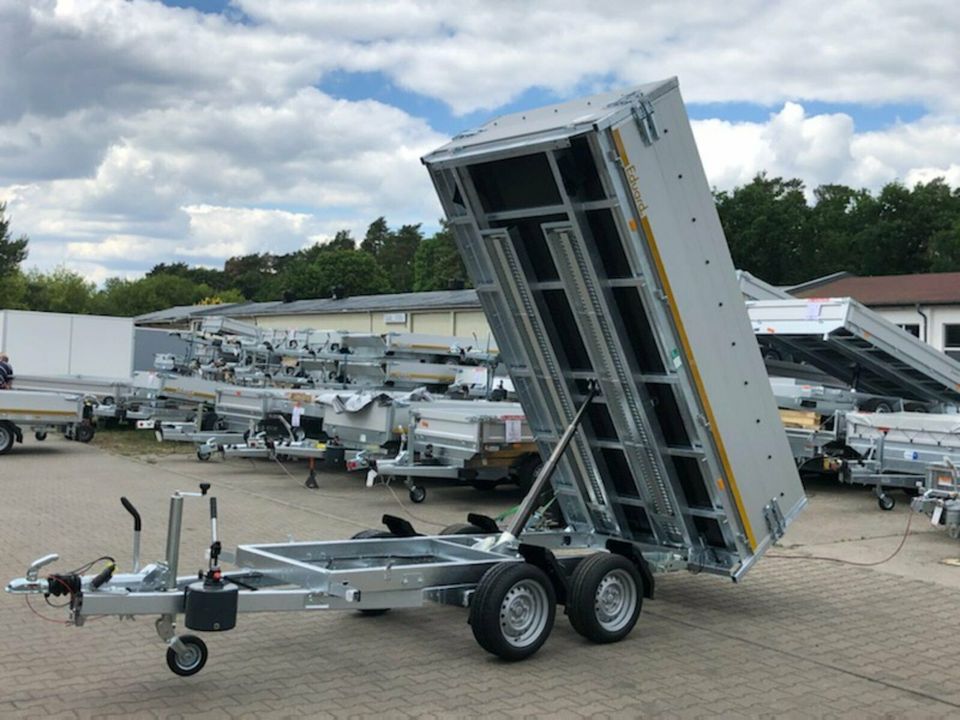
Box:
[945,324,960,360]
[897,323,921,338]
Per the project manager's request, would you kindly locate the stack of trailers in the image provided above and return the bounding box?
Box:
[0,389,95,454]
[6,80,806,676]
[745,296,960,509]
[178,317,503,392]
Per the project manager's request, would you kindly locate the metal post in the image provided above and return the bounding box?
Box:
[504,384,598,539]
[164,494,184,590]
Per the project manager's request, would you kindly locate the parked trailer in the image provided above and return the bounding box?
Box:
[912,463,960,537]
[0,390,94,453]
[374,401,539,501]
[748,298,960,410]
[6,79,804,676]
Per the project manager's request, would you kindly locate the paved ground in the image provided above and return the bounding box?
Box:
[3,435,960,718]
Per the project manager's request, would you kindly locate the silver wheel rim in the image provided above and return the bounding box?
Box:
[176,644,202,671]
[0,426,10,448]
[499,579,550,648]
[594,568,637,632]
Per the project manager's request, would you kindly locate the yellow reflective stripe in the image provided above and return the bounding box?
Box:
[610,125,757,550]
[638,215,757,551]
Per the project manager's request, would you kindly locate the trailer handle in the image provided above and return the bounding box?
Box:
[120,497,142,573]
[503,382,599,541]
[208,496,221,567]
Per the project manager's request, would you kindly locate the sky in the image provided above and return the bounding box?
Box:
[1,0,958,284]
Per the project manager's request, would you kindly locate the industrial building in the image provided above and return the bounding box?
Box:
[134,289,490,340]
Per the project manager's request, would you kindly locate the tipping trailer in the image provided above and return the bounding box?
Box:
[6,79,804,676]
[748,297,960,410]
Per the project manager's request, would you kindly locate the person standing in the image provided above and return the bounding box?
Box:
[0,353,13,389]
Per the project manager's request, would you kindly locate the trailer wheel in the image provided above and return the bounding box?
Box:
[166,635,208,676]
[34,431,48,442]
[0,422,14,455]
[196,447,212,462]
[439,522,487,535]
[350,530,394,615]
[878,494,896,511]
[409,485,427,504]
[567,553,643,644]
[74,423,95,444]
[470,562,556,661]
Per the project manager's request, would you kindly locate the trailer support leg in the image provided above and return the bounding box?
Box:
[305,458,318,490]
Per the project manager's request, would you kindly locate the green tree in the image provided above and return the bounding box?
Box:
[715,174,811,285]
[360,217,391,257]
[926,217,960,272]
[414,221,469,291]
[326,229,356,251]
[147,261,229,291]
[280,249,390,300]
[0,201,29,308]
[378,222,422,292]
[93,274,216,317]
[22,267,96,313]
[223,253,277,299]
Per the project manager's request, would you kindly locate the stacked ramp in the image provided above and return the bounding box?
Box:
[423,78,805,577]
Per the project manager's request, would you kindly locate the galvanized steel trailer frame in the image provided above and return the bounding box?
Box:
[6,80,804,675]
[423,77,805,576]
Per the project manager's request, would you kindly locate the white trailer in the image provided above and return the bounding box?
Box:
[0,389,94,453]
[375,401,539,501]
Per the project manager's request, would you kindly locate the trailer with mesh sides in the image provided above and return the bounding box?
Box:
[7,79,805,677]
[422,77,805,577]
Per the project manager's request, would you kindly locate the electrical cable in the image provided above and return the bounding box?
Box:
[767,510,914,567]
[382,482,446,528]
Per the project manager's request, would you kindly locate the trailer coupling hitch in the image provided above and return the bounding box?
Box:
[6,552,116,597]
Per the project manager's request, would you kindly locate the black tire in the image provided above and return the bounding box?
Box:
[351,529,393,539]
[196,447,211,462]
[409,485,427,504]
[878,494,896,511]
[439,522,488,536]
[0,422,14,455]
[350,529,394,615]
[34,431,47,442]
[165,635,208,676]
[469,562,556,661]
[567,553,644,644]
[74,423,95,444]
[471,481,499,493]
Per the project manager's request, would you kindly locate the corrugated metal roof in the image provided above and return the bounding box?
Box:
[135,290,482,325]
[793,272,960,306]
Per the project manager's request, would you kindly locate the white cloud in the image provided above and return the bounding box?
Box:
[692,106,960,194]
[0,0,957,283]
[240,0,960,115]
